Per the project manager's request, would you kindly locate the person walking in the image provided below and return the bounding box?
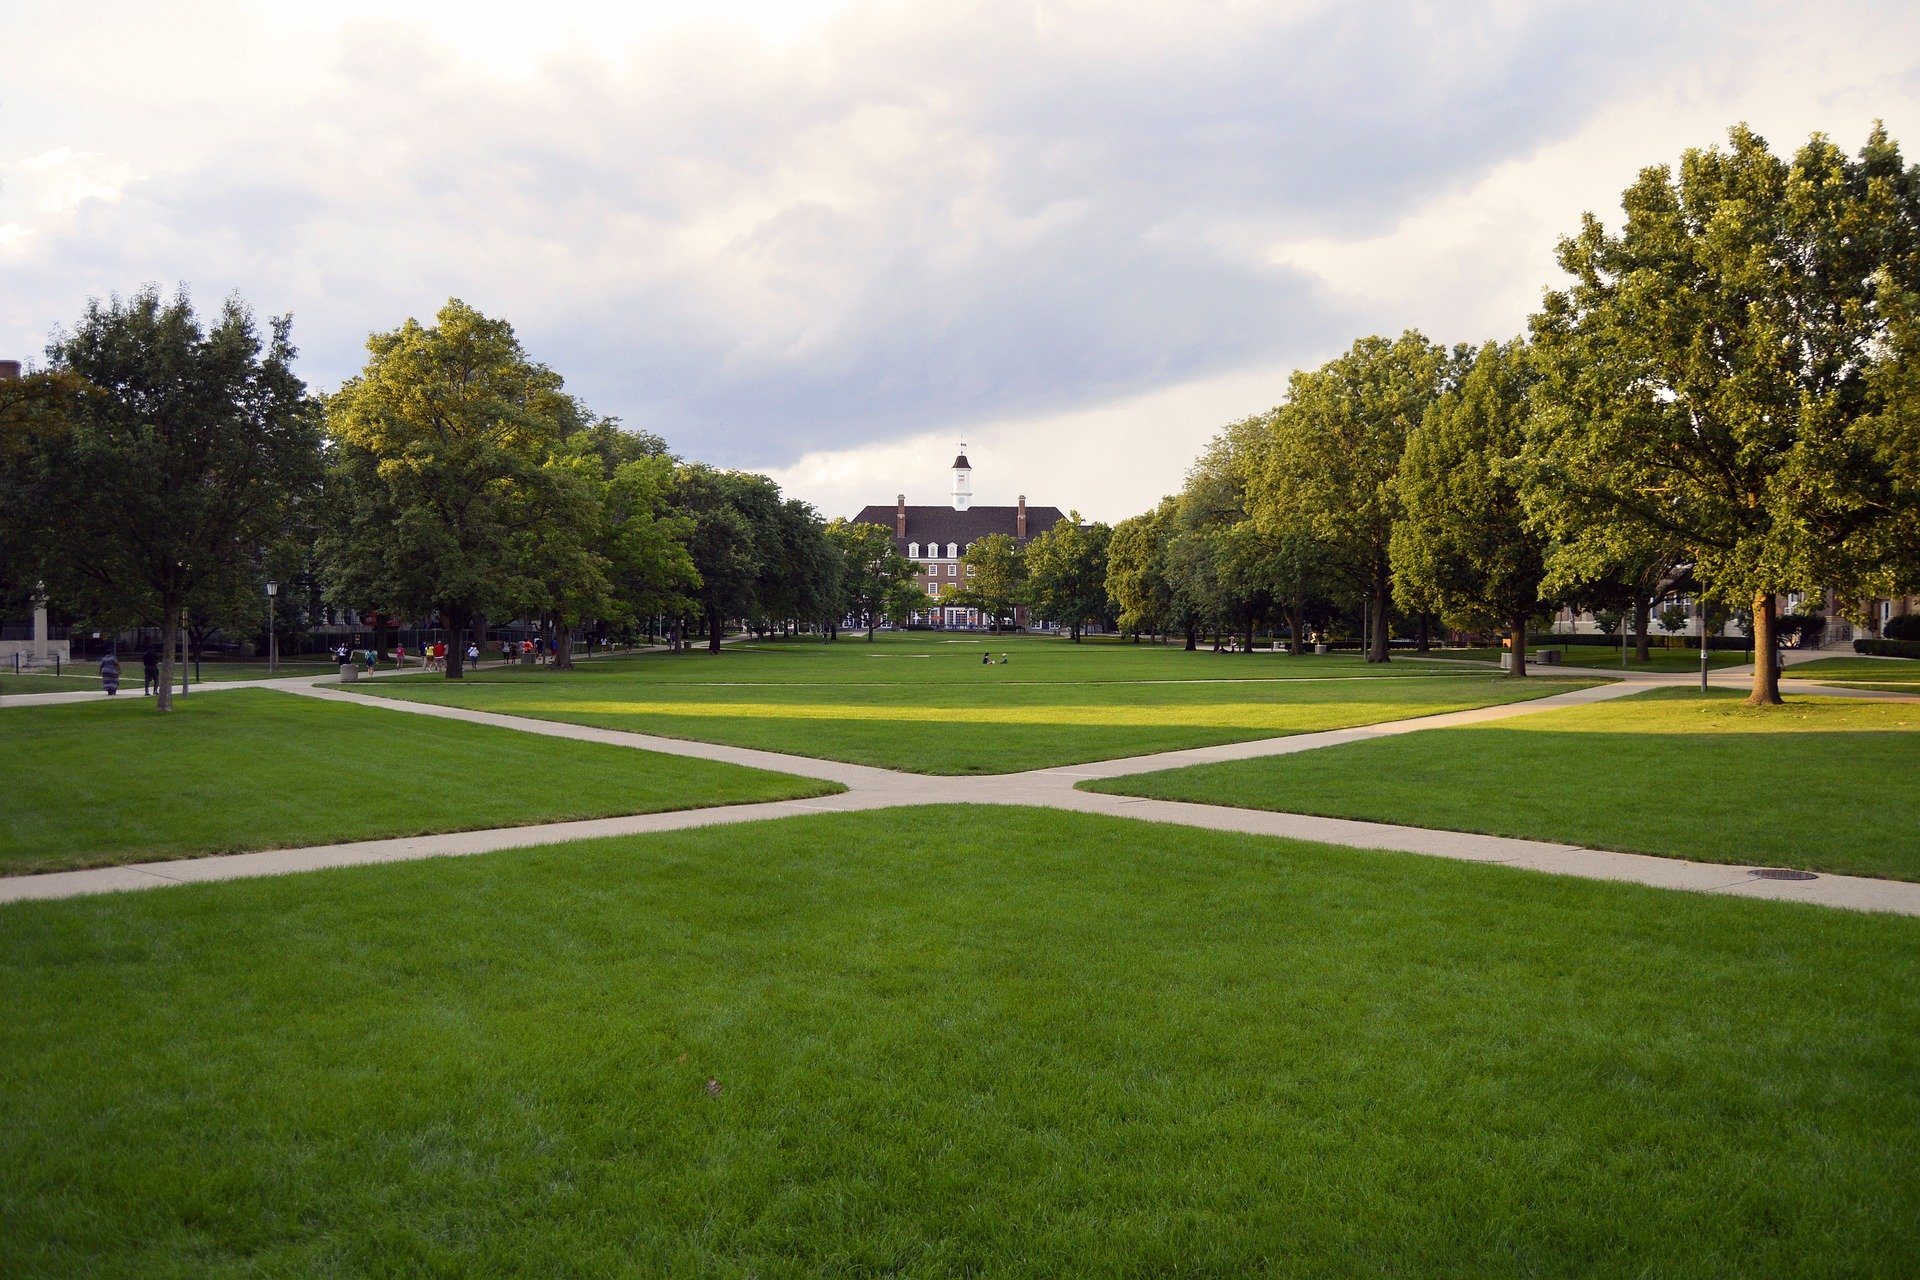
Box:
[99,651,121,696]
[466,641,480,668]
[141,645,160,696]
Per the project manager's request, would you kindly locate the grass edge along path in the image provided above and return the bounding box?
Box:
[2,805,1915,1277]
[0,689,842,875]
[1084,688,1920,881]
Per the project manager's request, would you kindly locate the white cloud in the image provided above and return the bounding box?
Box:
[3,0,1918,516]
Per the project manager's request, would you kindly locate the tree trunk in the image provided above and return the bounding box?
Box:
[1368,583,1391,663]
[1242,612,1255,653]
[1633,595,1653,663]
[554,622,575,670]
[156,604,179,713]
[1287,605,1304,655]
[1746,591,1783,706]
[1184,624,1197,651]
[444,605,469,678]
[1509,614,1528,678]
[709,610,724,654]
[1415,613,1431,653]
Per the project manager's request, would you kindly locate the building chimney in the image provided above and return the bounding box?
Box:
[0,359,21,381]
[1017,494,1027,539]
[896,494,907,538]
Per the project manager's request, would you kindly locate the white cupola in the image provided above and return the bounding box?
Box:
[951,443,972,511]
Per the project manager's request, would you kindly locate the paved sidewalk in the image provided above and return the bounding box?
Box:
[7,671,1916,916]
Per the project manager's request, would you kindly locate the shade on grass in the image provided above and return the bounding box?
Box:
[2,806,1914,1276]
[366,634,1597,773]
[0,690,838,874]
[1088,688,1920,880]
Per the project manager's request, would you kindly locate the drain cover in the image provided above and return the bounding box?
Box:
[1749,868,1819,881]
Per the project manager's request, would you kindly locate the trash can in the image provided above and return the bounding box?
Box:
[1313,643,1328,655]
[339,663,358,682]
[1499,652,1514,671]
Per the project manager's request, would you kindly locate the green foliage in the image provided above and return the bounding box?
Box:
[1391,339,1550,667]
[958,532,1026,631]
[1247,332,1462,661]
[321,299,581,675]
[1022,514,1112,640]
[824,518,922,639]
[1857,638,1920,658]
[1883,614,1920,641]
[1104,505,1173,638]
[13,287,323,710]
[1526,123,1920,702]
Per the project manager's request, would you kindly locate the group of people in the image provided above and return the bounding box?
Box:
[97,645,164,696]
[979,652,1011,665]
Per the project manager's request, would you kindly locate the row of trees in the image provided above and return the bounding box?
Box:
[0,295,935,709]
[1107,123,1920,705]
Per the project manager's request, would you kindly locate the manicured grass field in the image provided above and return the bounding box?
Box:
[2,806,1913,1276]
[1790,655,1920,693]
[1541,645,1749,672]
[364,633,1597,773]
[0,660,339,696]
[0,690,837,874]
[1089,688,1920,880]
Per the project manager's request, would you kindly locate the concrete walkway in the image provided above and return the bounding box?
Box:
[6,667,1918,916]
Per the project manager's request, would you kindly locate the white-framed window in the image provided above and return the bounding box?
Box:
[966,565,975,576]
[907,542,919,558]
[946,542,958,558]
[947,563,957,576]
[927,582,940,597]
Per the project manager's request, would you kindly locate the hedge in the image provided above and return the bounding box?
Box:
[1883,614,1920,642]
[1855,638,1920,659]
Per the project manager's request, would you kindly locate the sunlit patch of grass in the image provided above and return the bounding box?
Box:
[1088,689,1920,877]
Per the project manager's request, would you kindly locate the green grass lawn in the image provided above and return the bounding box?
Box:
[0,690,837,875]
[361,633,1597,773]
[1,659,339,696]
[1541,645,1749,672]
[1789,655,1920,693]
[1089,688,1920,880]
[2,806,1914,1277]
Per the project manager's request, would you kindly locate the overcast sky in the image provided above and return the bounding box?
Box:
[5,1,1918,520]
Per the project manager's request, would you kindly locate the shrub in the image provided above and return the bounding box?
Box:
[1883,614,1920,641]
[1855,638,1920,659]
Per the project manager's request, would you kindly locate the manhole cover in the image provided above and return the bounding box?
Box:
[1749,868,1819,881]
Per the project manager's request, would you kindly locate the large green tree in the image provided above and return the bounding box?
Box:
[958,532,1027,632]
[322,299,578,678]
[12,288,322,710]
[1526,123,1920,704]
[1104,506,1173,641]
[1393,340,1551,675]
[824,519,923,640]
[1248,332,1460,662]
[1023,514,1112,641]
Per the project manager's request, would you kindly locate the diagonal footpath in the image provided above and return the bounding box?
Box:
[4,673,1918,915]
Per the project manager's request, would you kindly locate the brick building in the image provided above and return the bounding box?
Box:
[849,447,1067,628]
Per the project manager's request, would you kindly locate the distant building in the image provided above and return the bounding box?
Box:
[848,446,1068,628]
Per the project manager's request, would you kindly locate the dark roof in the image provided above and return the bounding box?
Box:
[951,454,971,469]
[849,503,1067,551]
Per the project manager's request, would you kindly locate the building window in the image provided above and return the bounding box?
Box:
[947,563,956,576]
[928,582,940,597]
[907,542,919,559]
[966,565,975,576]
[946,542,958,558]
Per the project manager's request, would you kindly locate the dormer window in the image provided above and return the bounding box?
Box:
[908,542,919,558]
[946,542,958,558]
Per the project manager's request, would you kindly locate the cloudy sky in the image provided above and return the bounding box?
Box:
[5,1,1918,520]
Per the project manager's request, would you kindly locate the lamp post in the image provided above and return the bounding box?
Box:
[265,581,279,674]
